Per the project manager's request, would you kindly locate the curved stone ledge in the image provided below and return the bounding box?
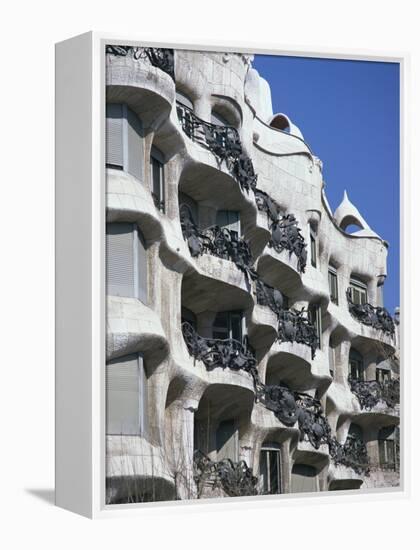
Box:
[257,248,302,296]
[107,296,169,368]
[293,441,330,470]
[328,463,363,490]
[252,116,313,158]
[106,53,175,127]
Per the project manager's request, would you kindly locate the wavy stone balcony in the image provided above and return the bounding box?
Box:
[106,46,175,127]
[177,102,257,194]
[107,296,169,367]
[348,377,400,414]
[346,290,395,336]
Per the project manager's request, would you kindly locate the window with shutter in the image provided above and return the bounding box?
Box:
[349,278,368,305]
[106,103,143,178]
[106,353,147,436]
[308,305,322,348]
[310,226,317,268]
[106,103,124,169]
[212,311,244,342]
[216,419,238,462]
[106,223,148,303]
[291,464,318,493]
[378,426,396,470]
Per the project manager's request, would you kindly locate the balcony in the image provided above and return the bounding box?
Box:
[346,289,395,335]
[193,450,258,498]
[268,213,307,273]
[348,377,400,411]
[330,434,370,475]
[180,210,257,283]
[106,45,175,80]
[181,322,257,379]
[176,102,257,193]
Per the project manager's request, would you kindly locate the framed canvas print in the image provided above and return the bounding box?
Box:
[55,32,405,518]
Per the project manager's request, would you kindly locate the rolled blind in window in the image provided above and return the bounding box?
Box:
[106,223,135,297]
[106,354,140,435]
[216,419,238,461]
[291,464,318,493]
[136,229,148,304]
[106,103,124,168]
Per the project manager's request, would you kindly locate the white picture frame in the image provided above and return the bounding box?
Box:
[55,31,408,518]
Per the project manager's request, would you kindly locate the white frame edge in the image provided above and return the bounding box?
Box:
[55,31,410,519]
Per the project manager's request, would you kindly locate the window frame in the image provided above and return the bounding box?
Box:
[328,267,339,305]
[309,226,317,268]
[150,145,165,213]
[259,444,282,495]
[212,310,245,343]
[349,278,368,305]
[308,305,322,348]
[349,349,364,381]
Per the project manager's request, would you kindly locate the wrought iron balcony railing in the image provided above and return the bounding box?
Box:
[193,450,258,497]
[181,322,258,379]
[176,102,258,193]
[330,434,370,475]
[268,213,307,273]
[255,279,285,317]
[348,377,400,410]
[254,189,282,225]
[277,307,319,359]
[346,289,395,335]
[180,207,257,283]
[106,45,175,81]
[182,322,366,473]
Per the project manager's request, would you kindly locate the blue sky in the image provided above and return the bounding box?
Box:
[253,55,400,314]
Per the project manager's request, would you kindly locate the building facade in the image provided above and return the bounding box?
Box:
[104,46,400,504]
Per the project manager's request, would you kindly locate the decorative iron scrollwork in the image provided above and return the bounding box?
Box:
[269,214,307,273]
[330,433,370,475]
[255,279,284,317]
[193,451,258,497]
[181,322,258,378]
[277,307,319,359]
[254,189,282,224]
[106,45,175,80]
[176,103,257,193]
[348,377,400,410]
[180,207,258,283]
[346,289,395,335]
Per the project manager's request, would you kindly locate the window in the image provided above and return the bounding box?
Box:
[308,305,322,348]
[106,103,143,179]
[179,192,198,225]
[349,278,368,305]
[329,345,335,378]
[291,464,318,493]
[216,210,241,239]
[106,223,148,303]
[212,311,244,342]
[349,349,364,381]
[328,268,338,305]
[260,444,282,494]
[378,426,396,470]
[310,226,317,268]
[376,368,391,384]
[106,353,148,436]
[150,146,165,212]
[216,419,238,462]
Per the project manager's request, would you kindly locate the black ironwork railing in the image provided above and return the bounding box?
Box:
[255,280,318,359]
[346,289,395,335]
[180,207,257,283]
[181,322,257,378]
[182,321,369,473]
[277,307,319,359]
[348,377,400,410]
[268,213,307,273]
[176,103,257,193]
[330,434,370,475]
[106,45,175,81]
[193,450,258,497]
[254,189,282,224]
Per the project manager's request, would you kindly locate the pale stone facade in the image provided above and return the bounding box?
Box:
[105,47,400,504]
